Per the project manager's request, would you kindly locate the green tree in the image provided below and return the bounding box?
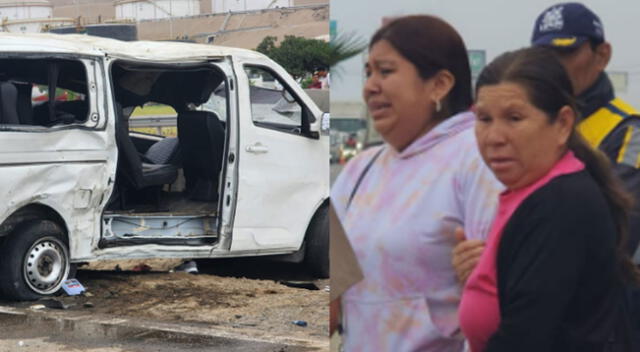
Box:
[255,34,366,80]
[256,35,330,79]
[327,33,367,68]
[256,36,277,56]
[326,32,367,79]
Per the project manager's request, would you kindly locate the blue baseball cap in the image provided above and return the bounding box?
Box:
[531,3,604,50]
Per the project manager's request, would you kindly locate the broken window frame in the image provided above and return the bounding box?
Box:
[0,54,101,132]
[242,64,316,138]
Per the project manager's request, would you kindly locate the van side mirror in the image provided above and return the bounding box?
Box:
[307,110,328,137]
[321,112,330,135]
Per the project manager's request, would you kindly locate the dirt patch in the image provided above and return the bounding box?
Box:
[30,259,329,345]
[80,258,185,271]
[74,271,326,339]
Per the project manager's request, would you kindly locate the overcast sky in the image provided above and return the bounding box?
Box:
[331,0,640,108]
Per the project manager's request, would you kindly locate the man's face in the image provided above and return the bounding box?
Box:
[552,41,610,96]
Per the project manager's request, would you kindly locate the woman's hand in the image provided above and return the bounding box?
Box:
[452,227,485,284]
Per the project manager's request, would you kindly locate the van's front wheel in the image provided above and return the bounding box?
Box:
[304,205,329,278]
[0,220,70,301]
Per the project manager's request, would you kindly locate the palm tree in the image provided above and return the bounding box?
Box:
[327,32,367,78]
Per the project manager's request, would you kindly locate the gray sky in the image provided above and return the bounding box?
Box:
[331,0,640,108]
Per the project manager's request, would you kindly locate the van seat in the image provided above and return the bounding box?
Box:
[145,137,181,165]
[0,82,19,124]
[178,111,225,201]
[115,103,178,190]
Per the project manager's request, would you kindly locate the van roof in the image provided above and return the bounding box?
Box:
[0,32,266,62]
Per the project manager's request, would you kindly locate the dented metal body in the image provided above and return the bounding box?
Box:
[0,33,329,265]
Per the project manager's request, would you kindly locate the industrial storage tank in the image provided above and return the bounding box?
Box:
[50,23,138,41]
[115,0,200,21]
[213,0,292,13]
[0,0,73,32]
[0,0,51,20]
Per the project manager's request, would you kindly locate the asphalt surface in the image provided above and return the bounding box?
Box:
[0,257,329,351]
[0,311,318,351]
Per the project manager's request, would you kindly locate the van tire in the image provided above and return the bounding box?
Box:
[0,220,70,301]
[304,205,329,278]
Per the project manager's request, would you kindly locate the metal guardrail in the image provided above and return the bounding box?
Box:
[129,115,177,135]
[129,115,177,128]
[128,88,329,129]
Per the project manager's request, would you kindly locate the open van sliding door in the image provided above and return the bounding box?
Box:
[99,58,238,255]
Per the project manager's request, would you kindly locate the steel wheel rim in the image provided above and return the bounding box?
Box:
[23,236,69,295]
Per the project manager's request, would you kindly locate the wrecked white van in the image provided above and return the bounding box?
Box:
[0,33,329,300]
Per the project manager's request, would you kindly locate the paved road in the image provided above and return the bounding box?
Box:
[0,256,329,352]
[0,310,321,352]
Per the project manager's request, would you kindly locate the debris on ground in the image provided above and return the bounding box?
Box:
[39,298,74,310]
[21,266,328,340]
[61,279,85,296]
[292,320,308,327]
[7,259,328,343]
[172,260,199,274]
[279,281,320,290]
[132,263,152,272]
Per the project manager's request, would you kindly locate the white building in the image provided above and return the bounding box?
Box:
[115,0,200,21]
[212,0,292,13]
[0,0,73,32]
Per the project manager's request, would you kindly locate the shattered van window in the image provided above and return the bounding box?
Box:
[0,58,89,127]
[244,66,302,131]
[200,81,227,122]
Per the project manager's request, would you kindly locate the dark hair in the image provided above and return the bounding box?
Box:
[476,46,639,284]
[370,15,472,118]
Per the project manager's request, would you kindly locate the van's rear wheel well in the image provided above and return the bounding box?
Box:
[0,204,68,241]
[0,219,71,300]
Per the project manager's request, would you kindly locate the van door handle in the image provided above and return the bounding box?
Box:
[246,143,269,154]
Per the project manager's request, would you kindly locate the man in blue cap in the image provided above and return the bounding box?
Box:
[532,2,640,259]
[532,2,640,346]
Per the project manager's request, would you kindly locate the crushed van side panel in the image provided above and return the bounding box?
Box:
[0,129,115,261]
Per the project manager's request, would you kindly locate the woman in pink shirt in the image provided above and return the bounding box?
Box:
[458,47,638,352]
